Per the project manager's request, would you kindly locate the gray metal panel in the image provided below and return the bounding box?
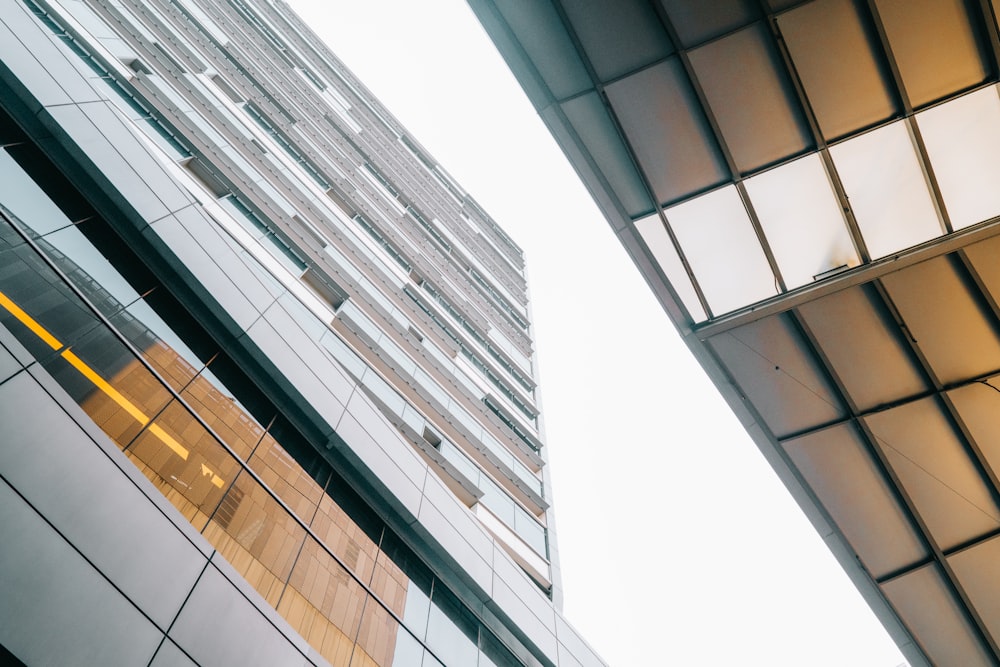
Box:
[168,561,317,667]
[0,479,163,667]
[0,371,208,629]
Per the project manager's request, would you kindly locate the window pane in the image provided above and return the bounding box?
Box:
[371,533,433,642]
[425,586,479,667]
[830,121,942,258]
[917,87,1000,230]
[202,470,307,606]
[125,399,241,531]
[279,537,367,667]
[666,185,777,314]
[745,154,859,288]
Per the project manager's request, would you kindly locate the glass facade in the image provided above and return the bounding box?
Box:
[0,155,519,666]
[0,0,604,664]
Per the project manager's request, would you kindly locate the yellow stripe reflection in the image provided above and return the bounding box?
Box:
[0,287,197,464]
[61,350,151,425]
[0,291,62,349]
[148,423,191,461]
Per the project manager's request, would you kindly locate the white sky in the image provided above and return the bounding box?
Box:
[285,1,908,665]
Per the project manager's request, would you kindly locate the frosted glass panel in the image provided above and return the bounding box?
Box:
[667,186,777,315]
[634,213,707,322]
[831,121,942,258]
[745,154,859,288]
[918,87,1000,230]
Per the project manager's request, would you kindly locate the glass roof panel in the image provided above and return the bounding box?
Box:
[688,23,812,173]
[948,534,1000,649]
[605,58,728,205]
[917,86,1000,230]
[830,121,943,259]
[559,92,653,218]
[778,0,898,140]
[707,313,845,437]
[659,0,759,49]
[561,0,674,82]
[882,256,1000,385]
[949,378,1000,488]
[493,0,593,100]
[665,185,777,314]
[874,0,988,107]
[783,423,927,579]
[864,397,1000,552]
[881,564,993,666]
[797,285,928,411]
[633,213,706,322]
[744,154,859,288]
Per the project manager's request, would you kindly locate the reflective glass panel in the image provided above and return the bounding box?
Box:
[370,533,432,643]
[125,398,240,531]
[351,598,424,667]
[0,150,74,235]
[830,121,942,258]
[247,434,324,520]
[917,86,1000,230]
[310,490,382,587]
[745,154,859,288]
[202,470,307,606]
[44,324,173,448]
[666,185,777,315]
[278,536,366,667]
[425,586,479,667]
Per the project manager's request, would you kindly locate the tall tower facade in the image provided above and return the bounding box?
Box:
[0,0,604,665]
[470,1,1000,665]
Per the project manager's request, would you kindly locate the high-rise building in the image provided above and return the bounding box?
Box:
[0,0,605,665]
[469,1,1000,665]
